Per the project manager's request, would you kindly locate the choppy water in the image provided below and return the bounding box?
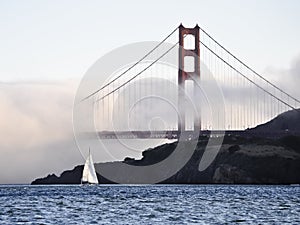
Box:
[0,185,299,224]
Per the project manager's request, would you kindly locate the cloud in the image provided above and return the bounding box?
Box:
[264,54,300,100]
[0,80,83,184]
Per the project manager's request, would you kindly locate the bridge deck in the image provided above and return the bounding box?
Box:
[81,130,298,139]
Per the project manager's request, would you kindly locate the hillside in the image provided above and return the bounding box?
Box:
[32,109,300,185]
[251,109,300,133]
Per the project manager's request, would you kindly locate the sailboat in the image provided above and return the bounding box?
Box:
[81,148,99,184]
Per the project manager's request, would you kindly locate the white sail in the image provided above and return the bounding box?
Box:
[81,149,99,184]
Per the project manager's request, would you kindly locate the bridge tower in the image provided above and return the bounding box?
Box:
[178,24,201,136]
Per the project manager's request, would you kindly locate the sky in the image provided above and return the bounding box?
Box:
[0,0,300,184]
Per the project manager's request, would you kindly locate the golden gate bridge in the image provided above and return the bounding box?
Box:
[78,24,300,139]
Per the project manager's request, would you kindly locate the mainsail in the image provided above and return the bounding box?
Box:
[81,149,99,184]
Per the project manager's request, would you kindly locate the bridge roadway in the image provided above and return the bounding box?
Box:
[83,130,299,140]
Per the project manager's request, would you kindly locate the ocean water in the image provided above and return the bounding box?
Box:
[0,185,299,224]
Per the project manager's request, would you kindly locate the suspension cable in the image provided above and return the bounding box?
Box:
[81,27,179,102]
[199,27,300,104]
[95,41,179,103]
[200,40,300,112]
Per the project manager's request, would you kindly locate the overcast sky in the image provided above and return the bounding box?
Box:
[0,0,299,184]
